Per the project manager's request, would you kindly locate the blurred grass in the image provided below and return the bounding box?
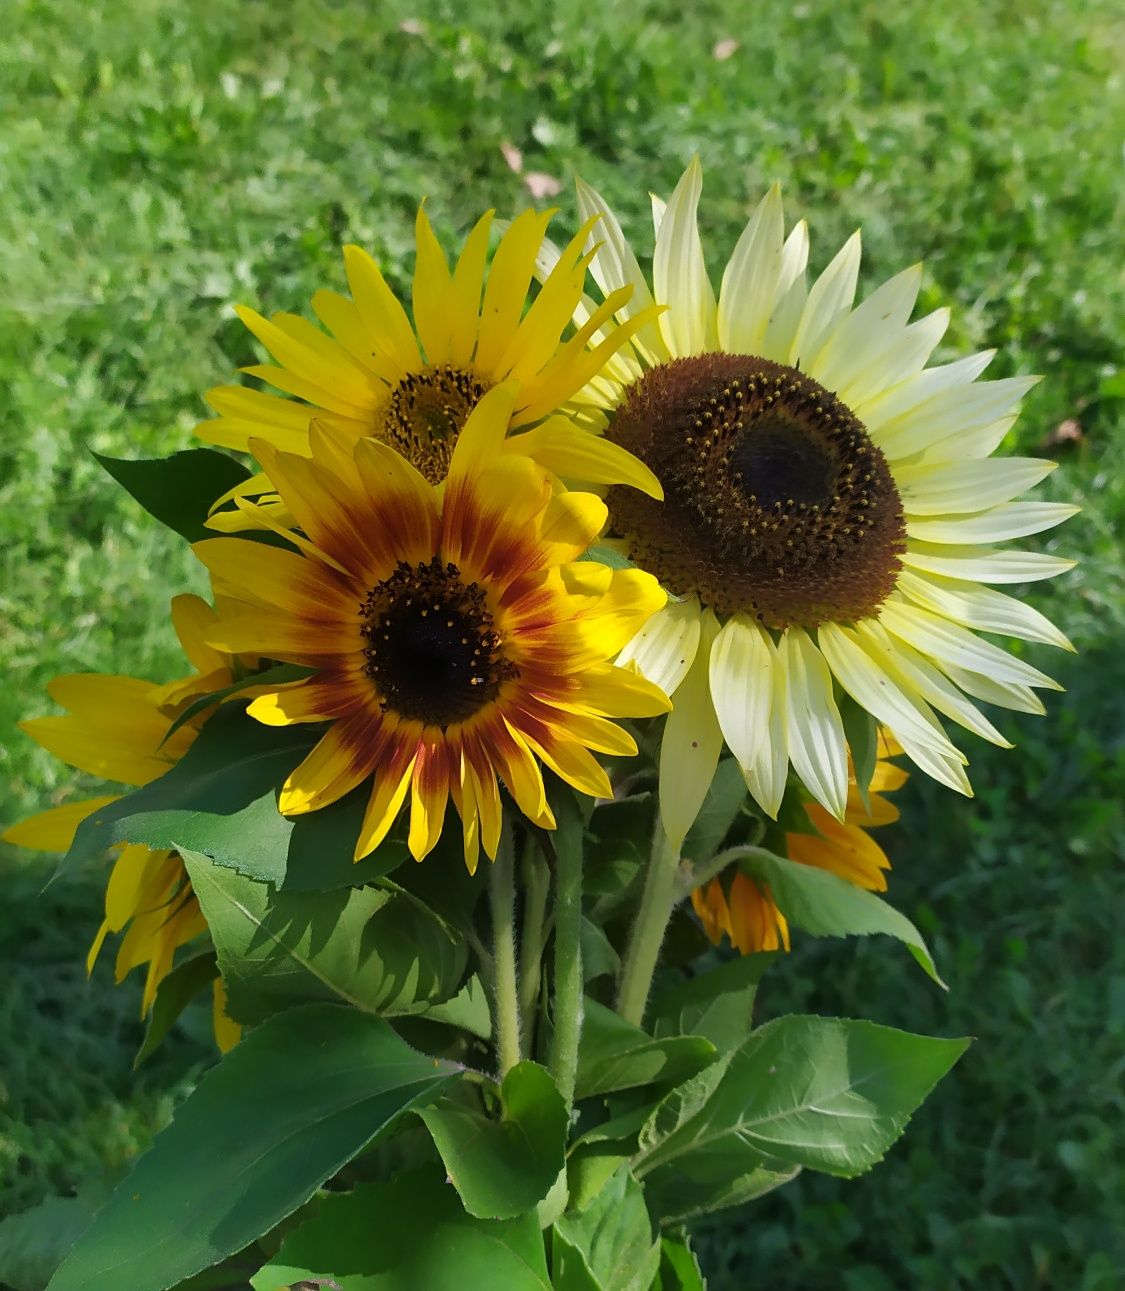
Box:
[0,0,1122,1285]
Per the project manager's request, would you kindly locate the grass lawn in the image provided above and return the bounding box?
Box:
[1,1,1122,1286]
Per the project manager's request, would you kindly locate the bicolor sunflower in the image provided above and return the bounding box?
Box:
[3,595,244,1051]
[544,160,1076,843]
[193,384,670,871]
[199,205,662,532]
[692,741,907,954]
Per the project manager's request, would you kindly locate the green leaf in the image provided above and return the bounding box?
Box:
[182,851,466,1023]
[839,691,879,812]
[644,1156,799,1226]
[251,1168,551,1291]
[682,757,749,863]
[134,950,218,1067]
[655,1233,706,1291]
[95,449,252,544]
[635,1015,969,1182]
[650,953,773,1052]
[553,1166,660,1291]
[160,663,313,746]
[67,706,406,890]
[418,1062,568,1219]
[47,1006,460,1291]
[585,797,651,921]
[420,975,492,1039]
[575,999,716,1100]
[0,1194,103,1291]
[581,542,635,571]
[739,847,944,985]
[581,915,620,983]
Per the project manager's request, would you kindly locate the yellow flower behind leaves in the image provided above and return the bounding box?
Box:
[195,386,671,871]
[692,746,908,955]
[4,595,243,1052]
[199,205,663,532]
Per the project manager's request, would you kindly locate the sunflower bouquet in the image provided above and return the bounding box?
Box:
[8,162,1073,1290]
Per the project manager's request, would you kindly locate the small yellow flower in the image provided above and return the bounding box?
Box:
[692,743,908,956]
[195,385,671,871]
[5,595,245,1051]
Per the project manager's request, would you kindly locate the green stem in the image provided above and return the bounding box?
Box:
[489,821,521,1079]
[518,837,551,1042]
[616,824,683,1027]
[547,794,584,1110]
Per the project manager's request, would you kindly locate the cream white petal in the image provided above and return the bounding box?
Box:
[818,621,963,757]
[779,628,849,819]
[652,160,717,357]
[617,596,703,697]
[896,569,1074,650]
[844,308,950,410]
[905,501,1078,546]
[859,623,1013,747]
[897,457,1058,516]
[808,263,922,393]
[861,350,996,435]
[708,615,774,781]
[718,184,785,354]
[902,542,1076,584]
[760,221,810,363]
[659,609,724,847]
[939,663,1047,715]
[921,414,1019,464]
[744,630,789,820]
[650,192,667,236]
[873,375,1040,462]
[789,230,861,369]
[575,177,669,364]
[878,600,1062,691]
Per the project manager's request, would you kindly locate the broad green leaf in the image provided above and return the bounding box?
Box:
[585,797,651,920]
[420,975,492,1039]
[635,1015,969,1181]
[580,915,620,983]
[553,1166,660,1291]
[839,692,879,812]
[739,848,944,985]
[418,1062,568,1219]
[644,1156,799,1225]
[48,1006,460,1291]
[682,757,749,863]
[182,851,466,1023]
[95,448,252,544]
[576,999,716,1100]
[67,706,407,889]
[566,1144,635,1215]
[135,950,218,1066]
[655,1234,706,1291]
[251,1168,551,1291]
[650,954,773,1051]
[0,1194,103,1291]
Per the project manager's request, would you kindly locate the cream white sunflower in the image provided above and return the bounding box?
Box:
[542,160,1076,845]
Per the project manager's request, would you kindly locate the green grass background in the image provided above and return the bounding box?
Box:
[1,0,1122,1285]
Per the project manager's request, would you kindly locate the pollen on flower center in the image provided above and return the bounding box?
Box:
[604,354,907,628]
[360,557,519,727]
[375,365,490,484]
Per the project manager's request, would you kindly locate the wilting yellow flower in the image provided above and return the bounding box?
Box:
[546,160,1075,845]
[195,385,670,871]
[692,745,908,955]
[199,205,663,532]
[4,596,243,1051]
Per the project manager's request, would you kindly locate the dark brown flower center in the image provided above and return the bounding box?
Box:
[375,365,489,484]
[360,558,518,727]
[604,354,906,628]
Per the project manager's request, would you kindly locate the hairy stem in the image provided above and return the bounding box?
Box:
[547,793,584,1109]
[518,837,551,1044]
[489,821,521,1078]
[616,825,682,1027]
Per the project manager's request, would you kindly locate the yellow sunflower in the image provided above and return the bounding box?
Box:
[4,595,244,1052]
[194,384,670,871]
[199,205,663,532]
[545,159,1076,843]
[692,742,907,955]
